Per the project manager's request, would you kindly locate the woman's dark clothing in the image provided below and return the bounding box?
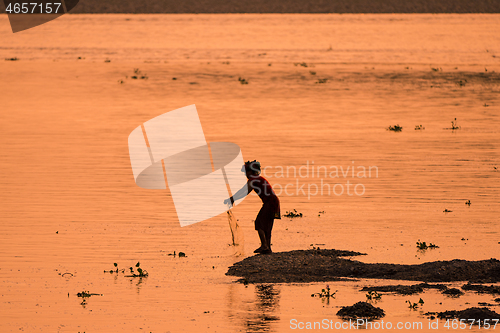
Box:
[248,175,280,234]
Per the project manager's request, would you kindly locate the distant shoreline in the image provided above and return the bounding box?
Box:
[3,0,499,14]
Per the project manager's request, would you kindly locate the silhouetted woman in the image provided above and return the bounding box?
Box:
[224,160,280,254]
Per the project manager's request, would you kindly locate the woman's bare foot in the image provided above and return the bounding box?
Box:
[254,247,265,253]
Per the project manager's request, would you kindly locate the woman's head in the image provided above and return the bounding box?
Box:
[243,160,261,177]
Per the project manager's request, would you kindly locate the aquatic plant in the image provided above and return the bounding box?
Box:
[104,262,148,277]
[131,68,148,80]
[104,262,125,274]
[77,291,102,298]
[366,291,382,301]
[416,241,439,250]
[450,118,461,130]
[238,77,249,84]
[311,285,337,299]
[415,125,425,130]
[406,299,422,310]
[283,209,303,218]
[387,124,403,132]
[126,262,148,277]
[77,290,102,307]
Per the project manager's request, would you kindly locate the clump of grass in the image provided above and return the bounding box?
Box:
[311,285,337,299]
[283,209,303,218]
[414,125,425,130]
[387,124,403,132]
[238,77,249,84]
[416,241,439,250]
[366,291,382,301]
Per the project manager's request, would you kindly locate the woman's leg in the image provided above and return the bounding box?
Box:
[258,229,268,249]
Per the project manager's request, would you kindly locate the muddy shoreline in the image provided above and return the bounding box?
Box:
[226,249,500,284]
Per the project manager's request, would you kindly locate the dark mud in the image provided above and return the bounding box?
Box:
[226,249,500,284]
[336,302,385,320]
[442,288,465,296]
[362,283,447,295]
[426,308,500,322]
[462,283,500,295]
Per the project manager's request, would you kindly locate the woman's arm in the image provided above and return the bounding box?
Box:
[224,182,253,206]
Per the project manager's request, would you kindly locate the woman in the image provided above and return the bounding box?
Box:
[224,160,280,254]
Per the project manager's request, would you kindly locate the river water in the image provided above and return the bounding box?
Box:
[0,14,499,332]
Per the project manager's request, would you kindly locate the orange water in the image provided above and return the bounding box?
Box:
[0,14,499,332]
